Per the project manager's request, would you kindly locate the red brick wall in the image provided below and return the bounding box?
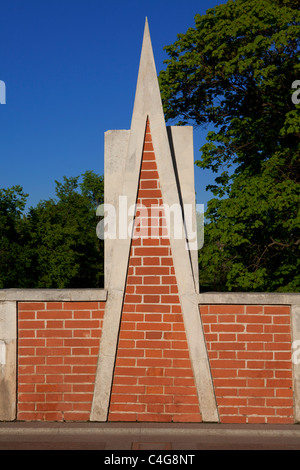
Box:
[200,304,294,423]
[108,119,202,423]
[18,301,105,421]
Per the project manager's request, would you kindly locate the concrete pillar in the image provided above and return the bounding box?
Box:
[0,301,17,421]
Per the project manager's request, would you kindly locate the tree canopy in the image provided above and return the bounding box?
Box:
[159,0,300,291]
[0,171,104,288]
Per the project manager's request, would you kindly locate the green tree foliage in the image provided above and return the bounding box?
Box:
[0,171,104,288]
[159,0,300,291]
[0,186,31,287]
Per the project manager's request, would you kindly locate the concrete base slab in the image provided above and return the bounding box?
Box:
[0,422,300,450]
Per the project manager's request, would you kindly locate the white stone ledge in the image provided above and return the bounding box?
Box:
[2,290,298,305]
[0,289,107,302]
[198,292,300,305]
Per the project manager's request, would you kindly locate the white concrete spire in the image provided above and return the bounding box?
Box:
[130,17,165,129]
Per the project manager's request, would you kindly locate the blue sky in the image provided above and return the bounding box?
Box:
[0,0,225,212]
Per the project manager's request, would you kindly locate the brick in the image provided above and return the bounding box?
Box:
[135,247,169,257]
[144,314,162,322]
[63,412,90,421]
[18,403,36,412]
[165,368,193,377]
[19,320,45,329]
[116,358,136,367]
[136,304,170,314]
[138,188,161,197]
[19,329,35,338]
[165,404,200,414]
[140,180,158,189]
[37,310,72,319]
[266,397,293,407]
[273,316,291,324]
[210,368,238,378]
[137,358,172,368]
[268,416,294,424]
[245,306,263,314]
[142,238,160,247]
[45,302,64,310]
[92,309,105,319]
[19,302,45,311]
[36,365,71,374]
[156,252,171,263]
[63,302,99,310]
[264,324,290,333]
[264,306,290,315]
[161,275,177,284]
[117,348,144,358]
[64,320,99,329]
[143,295,160,304]
[19,338,45,347]
[139,395,173,404]
[114,367,147,377]
[36,347,72,356]
[124,294,142,303]
[142,150,156,161]
[143,142,154,151]
[18,311,36,320]
[137,413,172,423]
[110,393,138,404]
[140,170,159,180]
[275,388,293,397]
[136,322,171,331]
[136,266,169,275]
[219,333,237,341]
[213,342,246,351]
[146,404,165,413]
[46,320,65,328]
[265,360,292,370]
[143,275,161,284]
[173,413,202,423]
[209,305,244,314]
[239,388,275,397]
[137,340,170,349]
[164,332,186,342]
[127,276,143,284]
[237,315,272,324]
[113,376,138,385]
[246,324,264,332]
[161,295,180,304]
[136,285,169,294]
[17,412,44,421]
[201,314,217,324]
[275,370,293,378]
[143,257,160,266]
[108,412,137,421]
[164,349,189,359]
[37,329,73,338]
[146,349,162,358]
[64,338,99,347]
[122,313,144,322]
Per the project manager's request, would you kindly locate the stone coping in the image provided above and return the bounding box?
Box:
[0,289,299,305]
[198,292,300,305]
[0,289,108,302]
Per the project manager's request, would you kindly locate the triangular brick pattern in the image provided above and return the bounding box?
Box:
[108,119,202,422]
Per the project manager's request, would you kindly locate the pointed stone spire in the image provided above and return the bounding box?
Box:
[130,18,164,129]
